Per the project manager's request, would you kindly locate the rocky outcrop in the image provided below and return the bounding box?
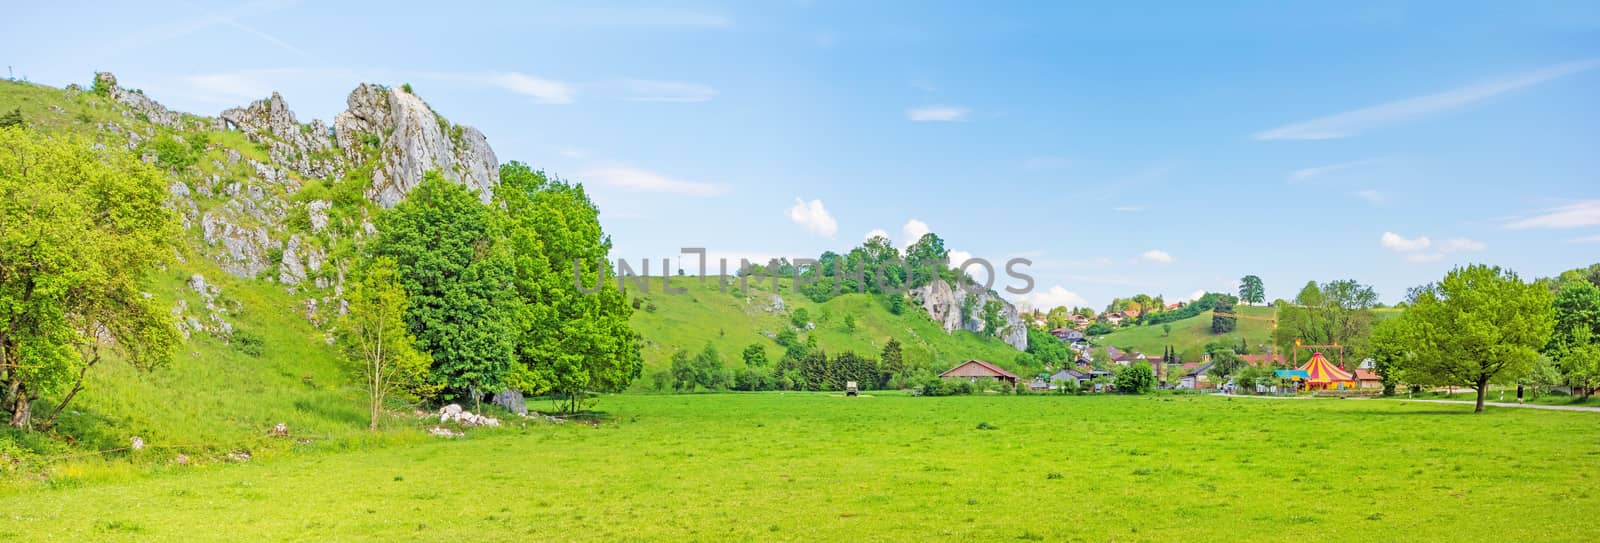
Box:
[221,92,345,180]
[332,84,498,206]
[95,72,180,129]
[909,279,1028,352]
[201,212,274,279]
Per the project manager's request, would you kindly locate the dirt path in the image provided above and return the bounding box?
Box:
[1394,399,1600,413]
[1217,393,1600,412]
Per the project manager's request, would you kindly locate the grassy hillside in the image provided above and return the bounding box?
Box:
[1096,305,1278,359]
[628,277,1025,379]
[1,78,415,468]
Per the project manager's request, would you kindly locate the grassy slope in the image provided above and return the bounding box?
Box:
[1096,305,1279,357]
[1,80,388,462]
[2,393,1596,542]
[629,277,1024,376]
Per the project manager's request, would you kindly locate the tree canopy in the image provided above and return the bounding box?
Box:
[1,128,179,428]
[373,171,518,404]
[1389,264,1554,412]
[495,162,641,412]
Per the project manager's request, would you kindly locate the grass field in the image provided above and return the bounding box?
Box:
[4,393,1596,542]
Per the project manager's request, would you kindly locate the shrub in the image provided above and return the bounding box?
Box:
[232,329,265,357]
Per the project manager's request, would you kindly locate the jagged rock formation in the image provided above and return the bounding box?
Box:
[95,72,181,129]
[909,279,1028,352]
[333,84,499,206]
[81,72,503,337]
[221,92,345,180]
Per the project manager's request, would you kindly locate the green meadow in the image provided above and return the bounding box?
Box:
[3,393,1595,542]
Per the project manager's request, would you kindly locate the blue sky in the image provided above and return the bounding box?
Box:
[7,1,1600,309]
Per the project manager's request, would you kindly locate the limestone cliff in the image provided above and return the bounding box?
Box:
[908,279,1028,352]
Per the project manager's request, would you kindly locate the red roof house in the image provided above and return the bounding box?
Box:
[939,360,1019,384]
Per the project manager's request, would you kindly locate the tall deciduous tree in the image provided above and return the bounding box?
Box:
[1394,265,1554,413]
[373,171,517,405]
[1,129,179,429]
[341,257,436,430]
[495,162,641,412]
[1238,275,1265,305]
[1547,279,1600,397]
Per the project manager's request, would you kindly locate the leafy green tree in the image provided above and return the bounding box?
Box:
[1519,355,1563,399]
[982,300,1006,337]
[742,343,769,368]
[1274,279,1379,359]
[341,257,437,430]
[1238,275,1265,305]
[1162,323,1172,337]
[880,339,905,387]
[1211,294,1238,334]
[692,342,725,390]
[669,350,696,392]
[1547,279,1600,397]
[0,108,23,129]
[1207,349,1244,382]
[373,171,517,405]
[1115,362,1155,394]
[1024,327,1070,367]
[904,233,949,287]
[791,307,811,329]
[1,129,179,429]
[1368,317,1410,395]
[1393,265,1555,413]
[495,163,641,412]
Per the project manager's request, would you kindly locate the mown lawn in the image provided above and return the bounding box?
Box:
[3,393,1597,542]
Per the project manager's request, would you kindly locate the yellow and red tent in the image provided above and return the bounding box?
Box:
[1296,352,1354,389]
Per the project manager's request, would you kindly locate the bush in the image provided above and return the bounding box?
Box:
[232,329,265,357]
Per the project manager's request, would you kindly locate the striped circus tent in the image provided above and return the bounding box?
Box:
[1296,352,1354,389]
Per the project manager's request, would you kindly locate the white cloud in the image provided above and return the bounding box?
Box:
[621,79,718,102]
[491,72,576,104]
[1255,59,1600,140]
[1186,290,1207,302]
[1138,250,1174,264]
[787,198,838,237]
[863,229,890,241]
[1112,205,1143,212]
[948,249,975,266]
[1380,231,1432,252]
[900,219,931,248]
[581,165,725,196]
[1019,286,1089,311]
[1289,158,1381,182]
[1571,235,1600,244]
[556,147,587,159]
[1353,189,1385,205]
[907,106,968,122]
[1503,200,1600,230]
[1383,231,1484,263]
[1438,238,1487,252]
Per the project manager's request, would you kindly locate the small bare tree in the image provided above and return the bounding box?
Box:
[340,257,435,430]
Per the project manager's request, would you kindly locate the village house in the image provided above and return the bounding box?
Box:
[1072,314,1092,328]
[1101,312,1124,326]
[939,360,1019,385]
[1179,362,1215,390]
[1050,327,1088,345]
[1354,369,1383,389]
